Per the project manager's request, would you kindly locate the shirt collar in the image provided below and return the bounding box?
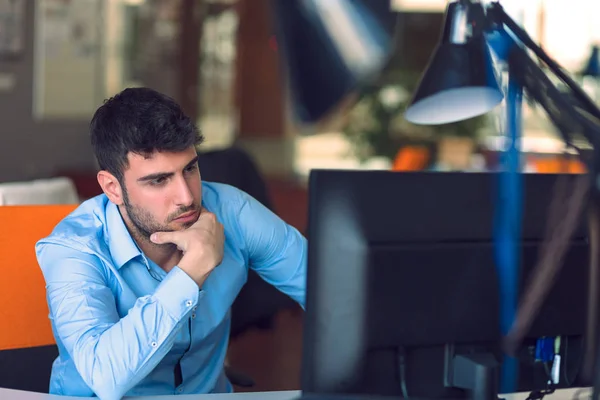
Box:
[105,200,142,269]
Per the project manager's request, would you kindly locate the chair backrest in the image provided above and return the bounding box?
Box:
[0,177,79,206]
[0,205,77,392]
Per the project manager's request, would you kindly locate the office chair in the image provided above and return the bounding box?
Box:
[0,205,78,393]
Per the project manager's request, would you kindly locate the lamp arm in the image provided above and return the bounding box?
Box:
[505,37,600,396]
[488,2,600,125]
[486,3,600,392]
[501,38,598,154]
[507,40,600,390]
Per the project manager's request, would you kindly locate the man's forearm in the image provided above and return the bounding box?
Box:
[56,267,200,400]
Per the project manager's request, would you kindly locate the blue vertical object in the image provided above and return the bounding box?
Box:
[486,27,523,394]
[495,66,523,393]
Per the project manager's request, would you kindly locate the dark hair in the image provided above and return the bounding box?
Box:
[90,87,203,182]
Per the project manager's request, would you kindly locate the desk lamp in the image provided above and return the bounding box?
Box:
[405,0,600,398]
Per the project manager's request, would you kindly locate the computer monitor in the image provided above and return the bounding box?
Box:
[301,170,588,400]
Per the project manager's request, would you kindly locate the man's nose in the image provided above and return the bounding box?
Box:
[174,177,194,206]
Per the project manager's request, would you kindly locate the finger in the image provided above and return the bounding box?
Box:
[198,209,217,221]
[150,231,179,245]
[194,211,218,228]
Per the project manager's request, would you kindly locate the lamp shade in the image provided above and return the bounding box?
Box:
[270,0,397,124]
[404,1,503,125]
[582,45,600,78]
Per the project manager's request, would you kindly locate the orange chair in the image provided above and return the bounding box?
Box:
[0,205,77,393]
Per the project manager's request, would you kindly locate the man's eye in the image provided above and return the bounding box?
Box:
[185,164,198,173]
[150,177,167,186]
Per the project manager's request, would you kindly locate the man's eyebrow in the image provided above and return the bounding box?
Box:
[184,155,199,170]
[137,156,199,183]
[137,172,173,182]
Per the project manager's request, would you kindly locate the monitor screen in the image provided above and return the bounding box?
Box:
[302,170,587,399]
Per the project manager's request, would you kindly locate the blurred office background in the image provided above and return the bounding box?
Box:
[0,0,599,393]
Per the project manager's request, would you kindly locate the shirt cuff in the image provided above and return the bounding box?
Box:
[153,266,201,320]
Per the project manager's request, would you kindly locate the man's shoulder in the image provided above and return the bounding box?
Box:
[36,194,110,254]
[202,181,249,209]
[201,181,258,241]
[202,180,246,196]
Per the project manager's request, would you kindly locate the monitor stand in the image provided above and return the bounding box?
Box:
[445,348,500,400]
[298,346,502,400]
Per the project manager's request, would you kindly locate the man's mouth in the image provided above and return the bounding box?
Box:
[174,210,198,221]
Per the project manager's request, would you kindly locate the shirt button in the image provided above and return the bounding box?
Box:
[193,307,197,311]
[151,341,158,348]
[191,314,196,319]
[185,300,193,307]
[177,387,183,393]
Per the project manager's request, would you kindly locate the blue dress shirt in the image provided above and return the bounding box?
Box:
[35,181,307,400]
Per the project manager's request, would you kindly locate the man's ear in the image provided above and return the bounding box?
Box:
[97,170,124,205]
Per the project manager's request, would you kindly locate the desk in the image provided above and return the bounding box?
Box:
[0,388,300,400]
[0,388,590,400]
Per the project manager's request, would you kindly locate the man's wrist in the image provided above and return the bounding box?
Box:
[153,267,200,319]
[177,255,212,288]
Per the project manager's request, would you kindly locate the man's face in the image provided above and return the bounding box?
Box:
[119,146,202,240]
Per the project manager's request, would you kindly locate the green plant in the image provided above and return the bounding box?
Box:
[342,70,490,163]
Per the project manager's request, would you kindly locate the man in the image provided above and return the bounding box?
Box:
[35,87,307,400]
